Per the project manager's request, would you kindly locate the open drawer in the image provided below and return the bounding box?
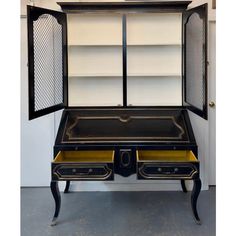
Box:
[52,150,114,181]
[137,150,199,180]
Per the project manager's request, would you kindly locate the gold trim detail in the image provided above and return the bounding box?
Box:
[63,115,186,142]
[53,164,113,180]
[138,163,198,180]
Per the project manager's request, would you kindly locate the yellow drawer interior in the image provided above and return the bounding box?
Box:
[137,150,198,162]
[53,150,114,163]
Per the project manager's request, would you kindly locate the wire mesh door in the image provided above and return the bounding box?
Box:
[27,6,67,120]
[183,4,207,119]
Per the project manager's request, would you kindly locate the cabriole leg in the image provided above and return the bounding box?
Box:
[64,181,70,193]
[50,181,61,226]
[181,180,187,193]
[191,178,202,224]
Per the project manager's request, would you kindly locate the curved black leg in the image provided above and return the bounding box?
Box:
[50,181,61,226]
[64,181,70,193]
[181,179,187,193]
[191,178,202,224]
[181,180,187,193]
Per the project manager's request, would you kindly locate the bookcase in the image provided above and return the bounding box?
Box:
[27,1,207,226]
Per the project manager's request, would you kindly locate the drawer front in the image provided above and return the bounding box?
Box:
[136,150,199,180]
[137,163,199,180]
[52,150,114,181]
[52,163,114,180]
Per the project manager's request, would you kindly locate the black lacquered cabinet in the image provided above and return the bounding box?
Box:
[27,1,207,226]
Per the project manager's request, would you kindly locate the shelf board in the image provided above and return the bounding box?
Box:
[69,73,122,77]
[68,44,181,47]
[127,43,181,46]
[68,73,181,78]
[68,44,122,47]
[128,73,181,77]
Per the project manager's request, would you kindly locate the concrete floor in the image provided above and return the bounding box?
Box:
[21,187,215,236]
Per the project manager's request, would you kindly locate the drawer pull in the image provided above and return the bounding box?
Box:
[77,168,93,175]
[120,150,131,167]
[157,167,178,174]
[72,168,93,175]
[53,163,114,181]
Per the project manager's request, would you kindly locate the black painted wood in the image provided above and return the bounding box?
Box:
[56,108,195,145]
[181,180,187,193]
[27,6,68,120]
[64,181,70,193]
[52,162,114,181]
[191,178,202,224]
[122,15,127,107]
[57,1,191,13]
[26,1,205,225]
[53,108,199,179]
[50,181,61,226]
[183,4,208,119]
[137,162,199,180]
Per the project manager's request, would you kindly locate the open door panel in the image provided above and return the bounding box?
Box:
[183,4,208,119]
[27,6,68,120]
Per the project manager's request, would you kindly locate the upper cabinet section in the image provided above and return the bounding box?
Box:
[28,2,208,119]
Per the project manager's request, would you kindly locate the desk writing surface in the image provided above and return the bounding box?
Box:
[59,109,190,143]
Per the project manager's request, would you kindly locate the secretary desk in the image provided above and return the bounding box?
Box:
[27,1,208,225]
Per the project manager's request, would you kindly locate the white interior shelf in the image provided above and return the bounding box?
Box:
[127,43,181,46]
[68,44,180,47]
[68,44,122,46]
[128,72,181,77]
[68,73,181,77]
[68,73,122,77]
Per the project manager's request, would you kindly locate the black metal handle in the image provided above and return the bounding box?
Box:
[157,167,179,174]
[72,168,93,175]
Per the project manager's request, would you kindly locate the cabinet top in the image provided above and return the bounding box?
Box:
[57,1,192,13]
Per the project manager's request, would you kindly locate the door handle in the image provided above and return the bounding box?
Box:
[209,101,215,107]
